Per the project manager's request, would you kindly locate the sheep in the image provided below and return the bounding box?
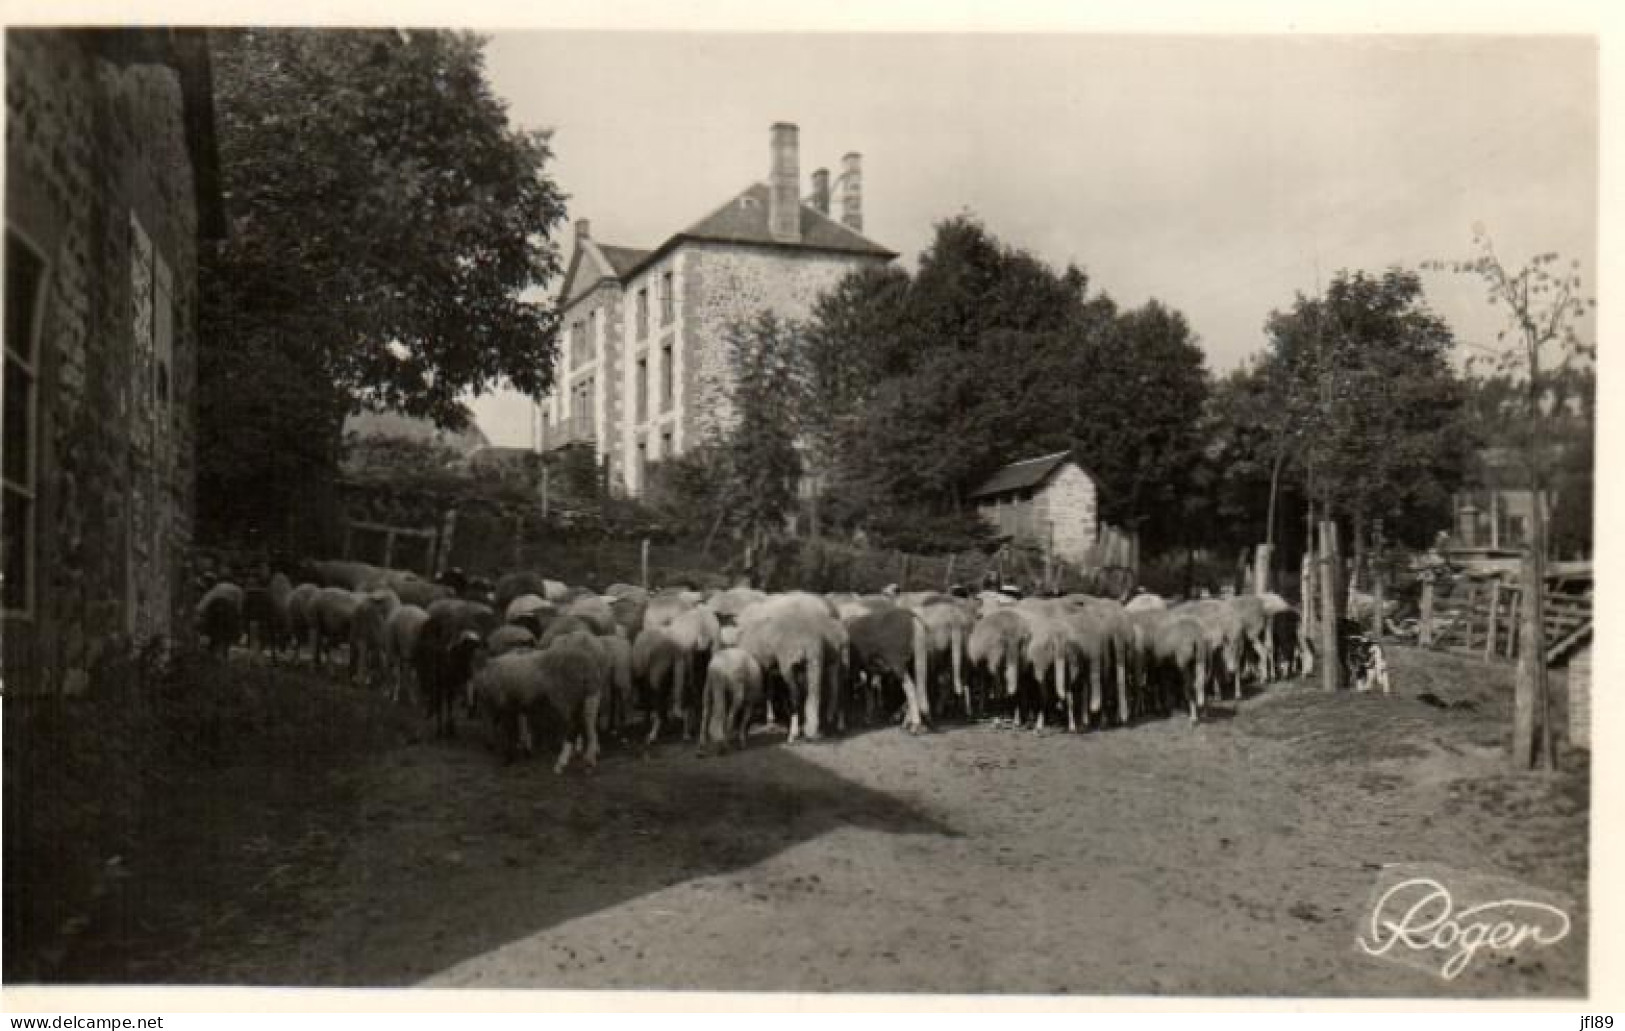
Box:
[470,631,604,771]
[633,626,687,745]
[301,559,382,592]
[968,607,1032,720]
[700,647,765,752]
[539,614,596,648]
[196,581,245,657]
[642,589,697,632]
[310,587,362,673]
[504,593,555,637]
[576,630,635,741]
[393,579,456,609]
[349,589,400,687]
[736,603,847,743]
[486,623,538,658]
[286,582,321,662]
[494,571,553,616]
[417,599,498,738]
[562,594,619,636]
[845,606,928,731]
[383,604,430,705]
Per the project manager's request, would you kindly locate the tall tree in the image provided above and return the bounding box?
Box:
[1258,269,1470,553]
[199,29,567,544]
[721,312,808,546]
[1428,229,1595,770]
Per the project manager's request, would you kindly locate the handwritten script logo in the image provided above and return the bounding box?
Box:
[1357,869,1572,980]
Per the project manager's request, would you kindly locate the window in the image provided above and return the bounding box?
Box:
[587,309,598,363]
[570,320,585,368]
[635,357,648,422]
[660,271,674,324]
[3,231,45,615]
[636,288,648,339]
[661,343,674,411]
[636,440,647,489]
[661,428,673,460]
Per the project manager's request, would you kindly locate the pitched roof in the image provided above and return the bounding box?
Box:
[969,450,1075,499]
[621,182,897,279]
[679,182,895,257]
[597,244,651,277]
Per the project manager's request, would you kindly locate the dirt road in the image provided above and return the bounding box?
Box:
[61,648,1588,996]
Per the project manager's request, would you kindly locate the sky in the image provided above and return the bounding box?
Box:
[466,30,1598,447]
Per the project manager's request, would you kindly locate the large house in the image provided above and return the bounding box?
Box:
[3,29,224,694]
[541,123,897,494]
[970,451,1101,565]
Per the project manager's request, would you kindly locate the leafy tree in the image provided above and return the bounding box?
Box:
[1255,269,1470,553]
[721,312,808,545]
[199,29,567,545]
[799,214,1210,557]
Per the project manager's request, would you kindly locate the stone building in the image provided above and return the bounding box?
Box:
[970,451,1101,564]
[541,122,896,494]
[3,29,224,694]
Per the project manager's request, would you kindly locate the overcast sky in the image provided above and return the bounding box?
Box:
[467,31,1598,446]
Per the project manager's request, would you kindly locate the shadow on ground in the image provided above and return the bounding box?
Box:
[53,715,958,987]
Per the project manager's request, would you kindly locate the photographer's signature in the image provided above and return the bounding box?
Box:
[1357,872,1572,980]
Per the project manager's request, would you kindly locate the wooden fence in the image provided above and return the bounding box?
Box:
[1429,579,1592,665]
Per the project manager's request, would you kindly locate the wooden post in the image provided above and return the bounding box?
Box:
[540,464,550,519]
[435,508,458,579]
[1301,550,1317,644]
[1318,520,1345,691]
[641,537,650,589]
[342,521,354,560]
[1484,583,1501,662]
[1512,551,1542,768]
[900,552,912,591]
[944,553,957,591]
[382,530,396,570]
[1370,551,1385,638]
[1419,578,1435,648]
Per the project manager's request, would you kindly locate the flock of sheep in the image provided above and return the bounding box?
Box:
[194,559,1312,774]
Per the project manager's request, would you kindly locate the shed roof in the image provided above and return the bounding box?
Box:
[969,450,1076,499]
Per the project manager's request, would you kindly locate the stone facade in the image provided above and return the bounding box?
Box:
[544,123,896,496]
[676,241,880,449]
[3,31,216,694]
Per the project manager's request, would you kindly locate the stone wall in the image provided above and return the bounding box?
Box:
[4,32,200,694]
[1035,463,1099,563]
[678,241,887,448]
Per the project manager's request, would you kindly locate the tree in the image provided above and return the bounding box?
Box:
[1257,269,1470,555]
[1428,229,1595,770]
[721,312,808,547]
[199,29,567,545]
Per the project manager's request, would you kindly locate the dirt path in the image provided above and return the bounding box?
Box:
[62,648,1588,996]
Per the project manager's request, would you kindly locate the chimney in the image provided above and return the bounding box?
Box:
[769,122,801,243]
[808,168,830,216]
[838,152,863,233]
[575,218,591,241]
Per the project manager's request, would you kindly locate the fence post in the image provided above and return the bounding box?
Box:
[945,553,957,591]
[1419,578,1435,647]
[1253,543,1272,595]
[382,529,396,570]
[899,552,912,591]
[1485,583,1502,662]
[1318,520,1345,691]
[435,508,458,579]
[342,521,354,560]
[641,537,650,589]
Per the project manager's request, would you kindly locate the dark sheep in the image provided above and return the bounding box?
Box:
[416,599,498,738]
[196,582,245,658]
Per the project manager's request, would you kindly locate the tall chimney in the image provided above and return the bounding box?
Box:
[769,123,801,243]
[838,152,863,233]
[808,168,830,216]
